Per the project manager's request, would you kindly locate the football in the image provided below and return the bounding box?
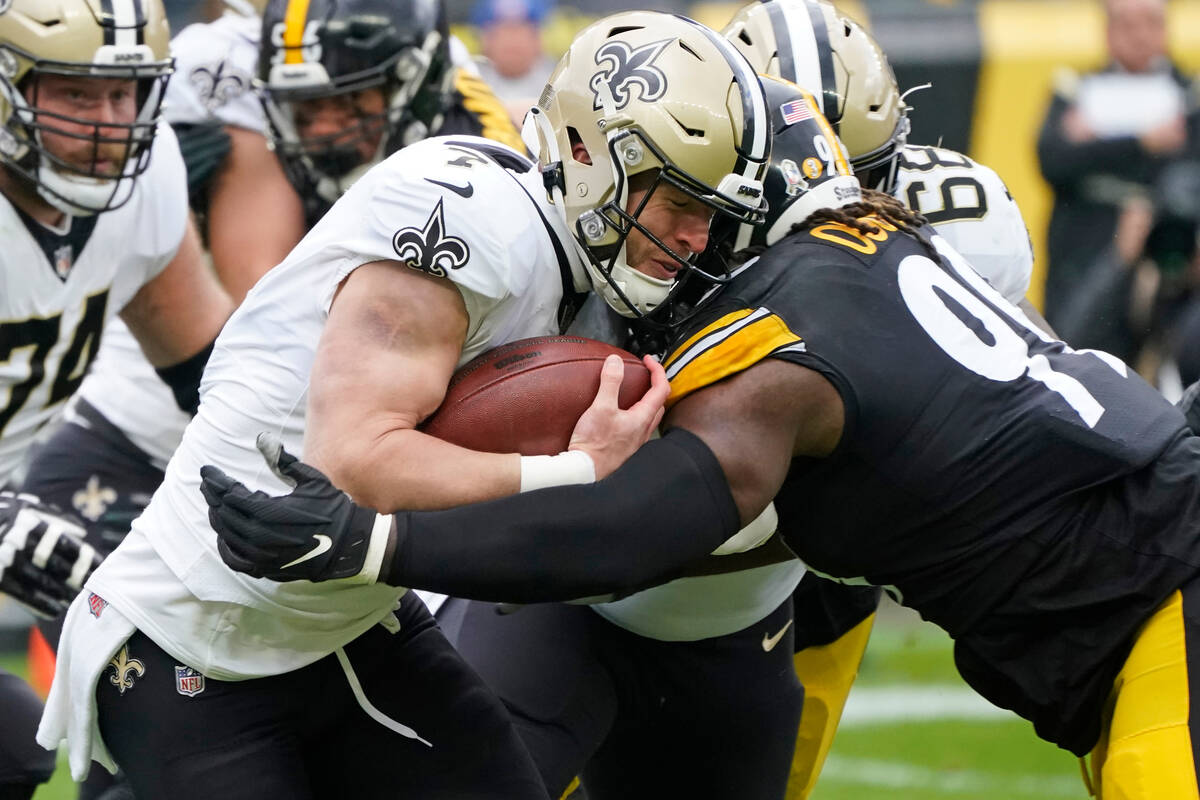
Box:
[420,336,651,455]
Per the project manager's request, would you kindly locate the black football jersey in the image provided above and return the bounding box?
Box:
[664,217,1200,753]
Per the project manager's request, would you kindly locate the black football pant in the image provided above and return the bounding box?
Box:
[20,400,164,800]
[96,593,549,800]
[449,597,803,800]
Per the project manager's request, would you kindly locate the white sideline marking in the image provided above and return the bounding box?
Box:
[820,755,1083,797]
[841,685,1010,726]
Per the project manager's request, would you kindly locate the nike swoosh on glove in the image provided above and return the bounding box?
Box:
[199,433,394,584]
[0,492,102,618]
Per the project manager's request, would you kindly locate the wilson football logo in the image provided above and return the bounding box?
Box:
[392,199,470,278]
[589,39,672,111]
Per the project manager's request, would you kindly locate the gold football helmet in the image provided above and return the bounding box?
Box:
[0,0,172,215]
[525,10,770,319]
[723,0,908,191]
[223,0,269,16]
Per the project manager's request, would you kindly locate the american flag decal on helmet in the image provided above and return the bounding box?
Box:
[780,99,814,125]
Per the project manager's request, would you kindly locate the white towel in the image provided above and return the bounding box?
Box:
[36,590,136,780]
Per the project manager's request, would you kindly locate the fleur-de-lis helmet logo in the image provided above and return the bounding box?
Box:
[589,39,673,111]
[391,199,471,278]
[189,61,249,112]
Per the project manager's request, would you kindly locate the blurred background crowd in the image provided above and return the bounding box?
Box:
[166,0,1200,396]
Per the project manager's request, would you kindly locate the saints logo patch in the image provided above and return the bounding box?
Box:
[73,475,117,522]
[189,61,250,112]
[108,646,145,695]
[590,39,672,111]
[391,199,470,278]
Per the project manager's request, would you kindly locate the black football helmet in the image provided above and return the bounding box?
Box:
[714,74,861,253]
[258,0,454,203]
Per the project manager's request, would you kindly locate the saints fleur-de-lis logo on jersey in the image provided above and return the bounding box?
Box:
[590,39,672,111]
[108,646,145,695]
[73,475,116,522]
[391,199,470,278]
[189,61,249,112]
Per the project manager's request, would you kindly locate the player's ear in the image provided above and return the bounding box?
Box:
[568,127,592,166]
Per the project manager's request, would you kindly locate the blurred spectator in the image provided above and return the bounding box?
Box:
[1037,0,1198,327]
[472,0,556,123]
[1057,159,1200,390]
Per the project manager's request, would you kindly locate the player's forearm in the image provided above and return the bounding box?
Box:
[381,428,740,601]
[307,425,521,513]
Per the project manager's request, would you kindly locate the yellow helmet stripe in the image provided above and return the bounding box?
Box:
[283,0,313,64]
[799,85,852,176]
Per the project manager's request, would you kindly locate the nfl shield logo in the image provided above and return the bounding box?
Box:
[88,593,107,618]
[174,665,205,697]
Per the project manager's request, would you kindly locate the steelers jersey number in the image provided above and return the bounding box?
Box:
[898,237,1125,429]
[0,291,108,437]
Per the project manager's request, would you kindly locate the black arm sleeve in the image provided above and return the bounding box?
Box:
[383,428,740,602]
[155,340,215,415]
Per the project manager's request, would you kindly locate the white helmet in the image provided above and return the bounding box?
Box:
[525,11,771,319]
[724,0,909,192]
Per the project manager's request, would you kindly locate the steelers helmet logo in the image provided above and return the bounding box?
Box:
[590,39,672,111]
[802,157,824,180]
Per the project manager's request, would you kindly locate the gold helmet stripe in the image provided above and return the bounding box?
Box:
[283,0,313,64]
[798,85,851,176]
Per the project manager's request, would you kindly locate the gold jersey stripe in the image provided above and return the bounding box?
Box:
[453,69,525,152]
[666,310,803,409]
[663,309,757,371]
[283,0,312,64]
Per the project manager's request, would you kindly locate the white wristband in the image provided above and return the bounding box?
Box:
[519,450,596,493]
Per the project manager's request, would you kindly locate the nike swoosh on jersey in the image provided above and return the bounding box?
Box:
[761,619,794,652]
[425,178,474,199]
[281,534,332,569]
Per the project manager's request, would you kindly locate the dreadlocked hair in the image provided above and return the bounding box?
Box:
[791,188,940,259]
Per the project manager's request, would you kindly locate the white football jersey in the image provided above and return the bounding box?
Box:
[76,12,267,469]
[0,124,188,485]
[87,136,583,679]
[892,145,1034,304]
[163,11,264,132]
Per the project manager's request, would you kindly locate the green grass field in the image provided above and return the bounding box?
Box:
[20,601,1086,799]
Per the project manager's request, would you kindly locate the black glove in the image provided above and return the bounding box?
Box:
[1180,379,1200,435]
[200,433,394,584]
[0,492,102,618]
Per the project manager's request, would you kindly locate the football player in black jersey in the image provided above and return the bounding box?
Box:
[204,79,1200,799]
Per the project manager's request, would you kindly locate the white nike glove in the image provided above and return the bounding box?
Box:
[200,433,394,584]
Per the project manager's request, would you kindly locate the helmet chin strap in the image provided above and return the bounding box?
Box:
[524,106,592,294]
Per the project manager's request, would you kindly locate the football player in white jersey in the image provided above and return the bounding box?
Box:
[722,1,1044,794]
[0,0,233,798]
[38,11,771,798]
[20,0,529,612]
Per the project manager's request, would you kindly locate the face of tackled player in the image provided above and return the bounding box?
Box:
[530,11,770,323]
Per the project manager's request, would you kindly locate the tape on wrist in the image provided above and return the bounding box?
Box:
[519,450,596,493]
